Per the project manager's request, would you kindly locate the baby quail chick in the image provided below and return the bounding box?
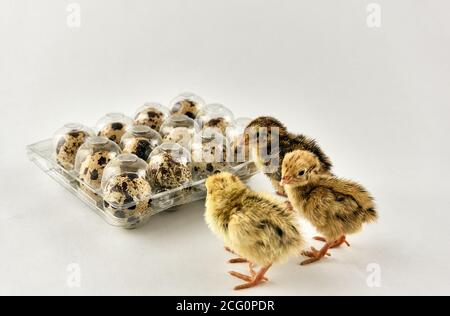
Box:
[205,172,303,290]
[281,150,378,265]
[245,117,333,196]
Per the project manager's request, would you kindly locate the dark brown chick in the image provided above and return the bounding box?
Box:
[245,117,333,196]
[281,150,377,265]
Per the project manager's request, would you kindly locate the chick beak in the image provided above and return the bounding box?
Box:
[280,176,292,186]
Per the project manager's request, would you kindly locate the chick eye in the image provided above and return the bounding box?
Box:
[298,170,305,176]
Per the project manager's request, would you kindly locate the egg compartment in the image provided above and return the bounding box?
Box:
[160,114,200,149]
[100,154,152,226]
[191,131,232,181]
[169,92,205,119]
[196,103,235,135]
[134,103,170,131]
[74,136,122,199]
[96,113,134,145]
[147,143,193,193]
[120,125,163,161]
[53,123,95,171]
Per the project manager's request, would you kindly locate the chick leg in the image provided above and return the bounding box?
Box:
[249,263,257,276]
[249,263,268,281]
[301,243,332,265]
[233,265,272,291]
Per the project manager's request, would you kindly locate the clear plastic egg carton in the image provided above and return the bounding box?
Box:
[26,93,259,229]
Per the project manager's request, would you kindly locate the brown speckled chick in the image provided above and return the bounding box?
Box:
[245,117,333,197]
[205,172,303,290]
[281,150,378,265]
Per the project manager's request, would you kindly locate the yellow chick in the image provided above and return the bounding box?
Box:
[205,172,303,290]
[245,117,333,197]
[281,150,377,265]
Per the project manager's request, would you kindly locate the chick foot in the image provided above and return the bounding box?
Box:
[228,264,268,282]
[301,245,332,265]
[313,235,350,248]
[231,265,272,291]
[301,246,331,259]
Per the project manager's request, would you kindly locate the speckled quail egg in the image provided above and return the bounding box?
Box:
[54,123,94,170]
[169,92,205,119]
[121,125,162,161]
[147,143,192,193]
[102,154,152,227]
[134,103,170,131]
[75,137,122,195]
[196,103,234,136]
[96,113,133,145]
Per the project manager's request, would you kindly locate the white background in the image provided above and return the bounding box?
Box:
[1,0,449,296]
